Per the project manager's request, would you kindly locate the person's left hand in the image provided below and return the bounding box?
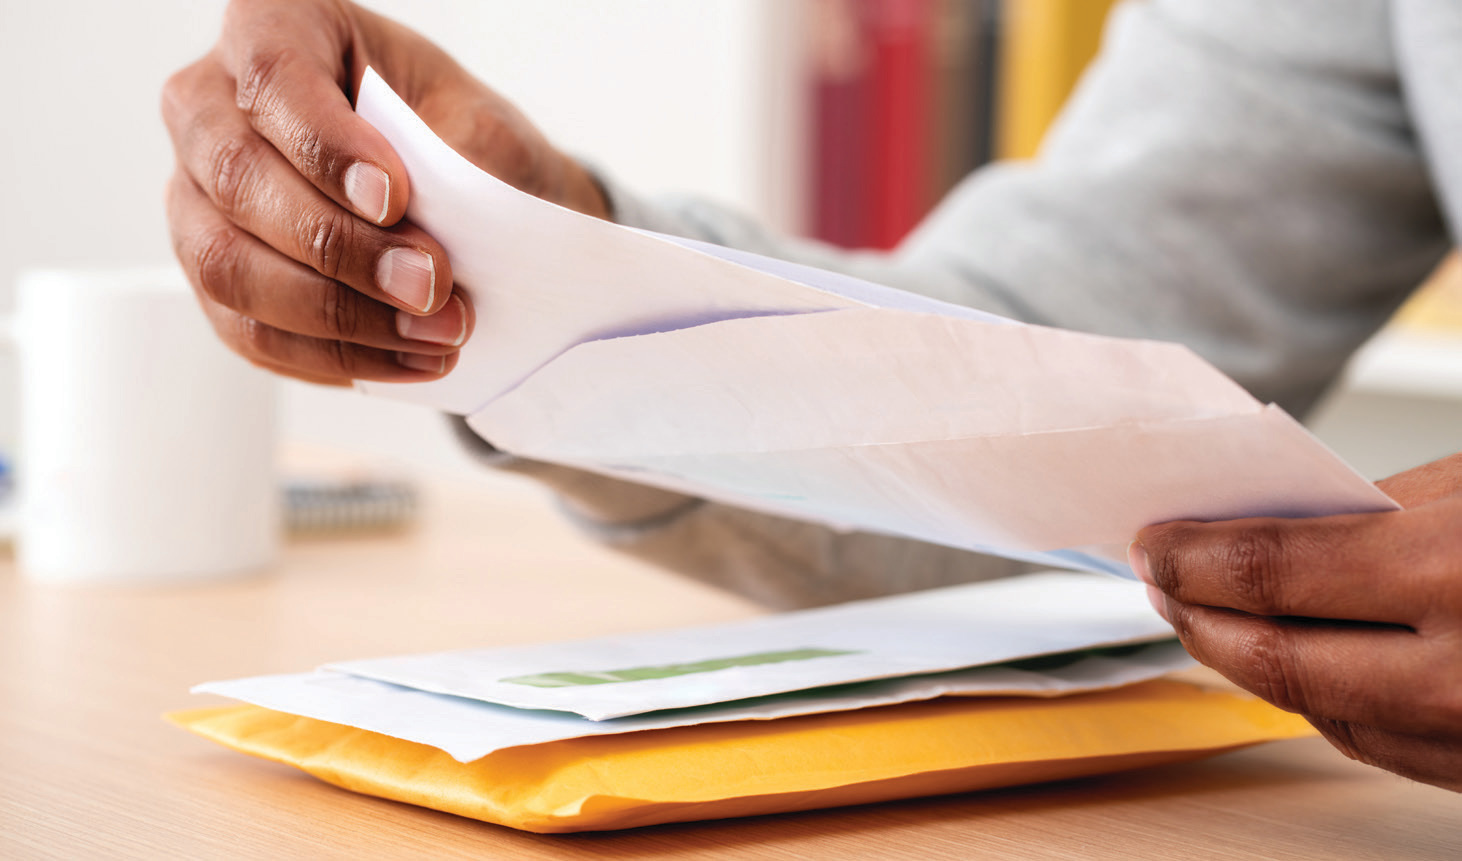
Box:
[1131,451,1462,791]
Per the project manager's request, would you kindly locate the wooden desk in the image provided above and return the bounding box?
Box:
[1,477,1457,859]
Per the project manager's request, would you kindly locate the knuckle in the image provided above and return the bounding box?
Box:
[159,65,195,128]
[1220,524,1288,612]
[1163,603,1201,661]
[229,43,343,183]
[160,58,215,130]
[191,225,247,310]
[288,122,342,184]
[302,206,354,279]
[206,133,265,217]
[318,284,364,342]
[1244,626,1309,715]
[325,338,361,379]
[1144,525,1186,592]
[235,315,275,360]
[235,45,291,118]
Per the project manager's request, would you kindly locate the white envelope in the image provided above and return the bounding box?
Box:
[326,572,1178,720]
[467,308,1394,573]
[353,68,1396,577]
[196,640,1195,763]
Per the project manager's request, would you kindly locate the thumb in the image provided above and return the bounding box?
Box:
[217,0,409,226]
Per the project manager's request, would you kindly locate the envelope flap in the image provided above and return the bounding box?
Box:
[471,306,1261,460]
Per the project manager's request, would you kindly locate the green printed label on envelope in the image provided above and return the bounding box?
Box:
[502,647,859,688]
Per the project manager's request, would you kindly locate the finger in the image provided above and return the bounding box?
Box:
[163,58,452,315]
[1157,598,1460,737]
[1377,452,1462,508]
[199,294,459,384]
[1308,718,1462,792]
[1134,511,1430,626]
[216,0,409,225]
[169,173,471,353]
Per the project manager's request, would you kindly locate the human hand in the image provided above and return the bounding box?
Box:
[162,0,608,385]
[1131,452,1462,791]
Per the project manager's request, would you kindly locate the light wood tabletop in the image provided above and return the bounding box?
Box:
[1,475,1458,860]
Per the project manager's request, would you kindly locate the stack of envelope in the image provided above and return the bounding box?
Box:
[190,573,1192,757]
[175,574,1315,831]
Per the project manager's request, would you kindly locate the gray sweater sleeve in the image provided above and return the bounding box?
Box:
[465,0,1451,609]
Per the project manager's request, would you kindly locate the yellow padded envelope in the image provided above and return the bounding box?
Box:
[170,680,1314,833]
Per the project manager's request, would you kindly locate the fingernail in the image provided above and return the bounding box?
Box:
[378,248,436,312]
[396,352,445,374]
[1127,540,1154,585]
[343,162,390,224]
[397,294,467,346]
[1145,585,1170,622]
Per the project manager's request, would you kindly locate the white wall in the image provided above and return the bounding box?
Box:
[0,0,795,475]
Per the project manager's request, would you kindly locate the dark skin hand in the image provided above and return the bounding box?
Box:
[1132,452,1462,791]
[161,0,608,386]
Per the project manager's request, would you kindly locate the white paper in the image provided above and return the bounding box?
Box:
[198,640,1194,763]
[353,68,1397,577]
[327,572,1177,720]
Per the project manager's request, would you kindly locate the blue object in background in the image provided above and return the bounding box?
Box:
[283,478,418,535]
[0,452,13,541]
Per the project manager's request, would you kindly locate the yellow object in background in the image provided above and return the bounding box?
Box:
[171,680,1313,833]
[1394,254,1462,333]
[997,0,1122,160]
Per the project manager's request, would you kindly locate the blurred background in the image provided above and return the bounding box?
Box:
[2,0,1459,501]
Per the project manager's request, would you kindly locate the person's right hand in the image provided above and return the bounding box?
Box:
[162,0,609,386]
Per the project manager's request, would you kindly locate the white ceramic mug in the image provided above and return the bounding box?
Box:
[2,267,279,583]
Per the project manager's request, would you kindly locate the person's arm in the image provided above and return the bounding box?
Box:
[475,0,1452,605]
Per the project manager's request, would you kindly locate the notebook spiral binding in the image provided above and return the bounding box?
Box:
[283,479,419,535]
